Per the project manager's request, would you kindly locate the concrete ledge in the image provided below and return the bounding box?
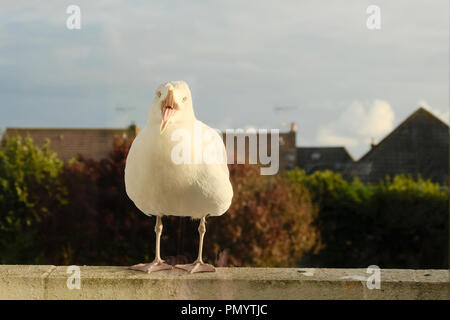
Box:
[0,266,448,300]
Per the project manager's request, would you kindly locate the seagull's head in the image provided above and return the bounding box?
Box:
[148,81,195,134]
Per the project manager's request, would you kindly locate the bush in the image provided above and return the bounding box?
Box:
[206,164,321,267]
[43,138,321,267]
[0,135,66,263]
[286,169,448,268]
[41,137,156,266]
[369,175,448,268]
[1,135,446,268]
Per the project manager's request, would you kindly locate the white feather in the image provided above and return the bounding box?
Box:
[125,81,233,219]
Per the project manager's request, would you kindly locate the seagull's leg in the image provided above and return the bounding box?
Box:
[129,216,173,273]
[175,216,216,273]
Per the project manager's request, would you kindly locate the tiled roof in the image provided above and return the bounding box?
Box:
[221,130,297,171]
[297,146,354,174]
[3,125,297,171]
[348,108,449,184]
[3,126,139,161]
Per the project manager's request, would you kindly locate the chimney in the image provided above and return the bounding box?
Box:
[370,137,376,149]
[288,122,297,149]
[128,122,140,137]
[290,122,297,133]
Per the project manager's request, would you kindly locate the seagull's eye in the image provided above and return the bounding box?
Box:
[156,91,161,98]
[182,96,187,102]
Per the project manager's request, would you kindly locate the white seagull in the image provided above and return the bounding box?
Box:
[125,81,233,273]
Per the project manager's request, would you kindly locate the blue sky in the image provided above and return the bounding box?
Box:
[0,0,448,159]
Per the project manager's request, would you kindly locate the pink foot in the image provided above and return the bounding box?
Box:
[129,261,173,273]
[175,261,216,273]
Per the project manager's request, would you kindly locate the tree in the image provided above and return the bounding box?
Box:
[41,137,155,265]
[206,164,321,267]
[0,135,66,263]
[44,137,321,267]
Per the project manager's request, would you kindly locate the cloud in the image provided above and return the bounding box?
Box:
[0,0,447,149]
[358,100,395,137]
[316,99,395,158]
[418,100,449,124]
[317,128,359,147]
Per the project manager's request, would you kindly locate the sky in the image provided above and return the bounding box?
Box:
[0,0,448,159]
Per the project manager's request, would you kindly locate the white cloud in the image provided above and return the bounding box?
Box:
[418,100,449,124]
[358,100,395,137]
[316,100,395,159]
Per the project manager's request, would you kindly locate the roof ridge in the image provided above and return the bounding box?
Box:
[358,107,449,162]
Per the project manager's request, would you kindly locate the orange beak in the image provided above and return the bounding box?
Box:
[160,89,177,134]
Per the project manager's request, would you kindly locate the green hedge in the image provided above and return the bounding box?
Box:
[0,136,66,263]
[286,169,449,268]
[0,136,320,267]
[0,136,448,268]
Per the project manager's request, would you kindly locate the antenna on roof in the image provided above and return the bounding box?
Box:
[275,105,299,132]
[273,104,299,113]
[115,106,136,126]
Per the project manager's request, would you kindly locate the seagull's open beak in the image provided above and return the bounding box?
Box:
[160,89,177,134]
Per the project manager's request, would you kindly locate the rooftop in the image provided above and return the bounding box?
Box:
[3,125,139,161]
[297,146,354,174]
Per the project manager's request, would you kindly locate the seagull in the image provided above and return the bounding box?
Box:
[125,81,233,273]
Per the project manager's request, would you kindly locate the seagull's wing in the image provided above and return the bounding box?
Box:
[192,120,233,215]
[197,120,229,176]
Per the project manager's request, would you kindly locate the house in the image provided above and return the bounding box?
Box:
[6,107,445,181]
[347,107,449,184]
[296,146,354,175]
[222,123,297,172]
[3,125,140,161]
[2,123,298,172]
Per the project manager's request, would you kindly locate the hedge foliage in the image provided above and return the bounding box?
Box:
[0,136,319,267]
[0,136,447,268]
[0,136,66,263]
[286,169,448,268]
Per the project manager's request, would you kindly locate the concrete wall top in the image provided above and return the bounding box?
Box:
[0,266,448,300]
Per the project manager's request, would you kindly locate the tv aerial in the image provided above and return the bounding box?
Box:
[115,106,136,125]
[273,104,299,113]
